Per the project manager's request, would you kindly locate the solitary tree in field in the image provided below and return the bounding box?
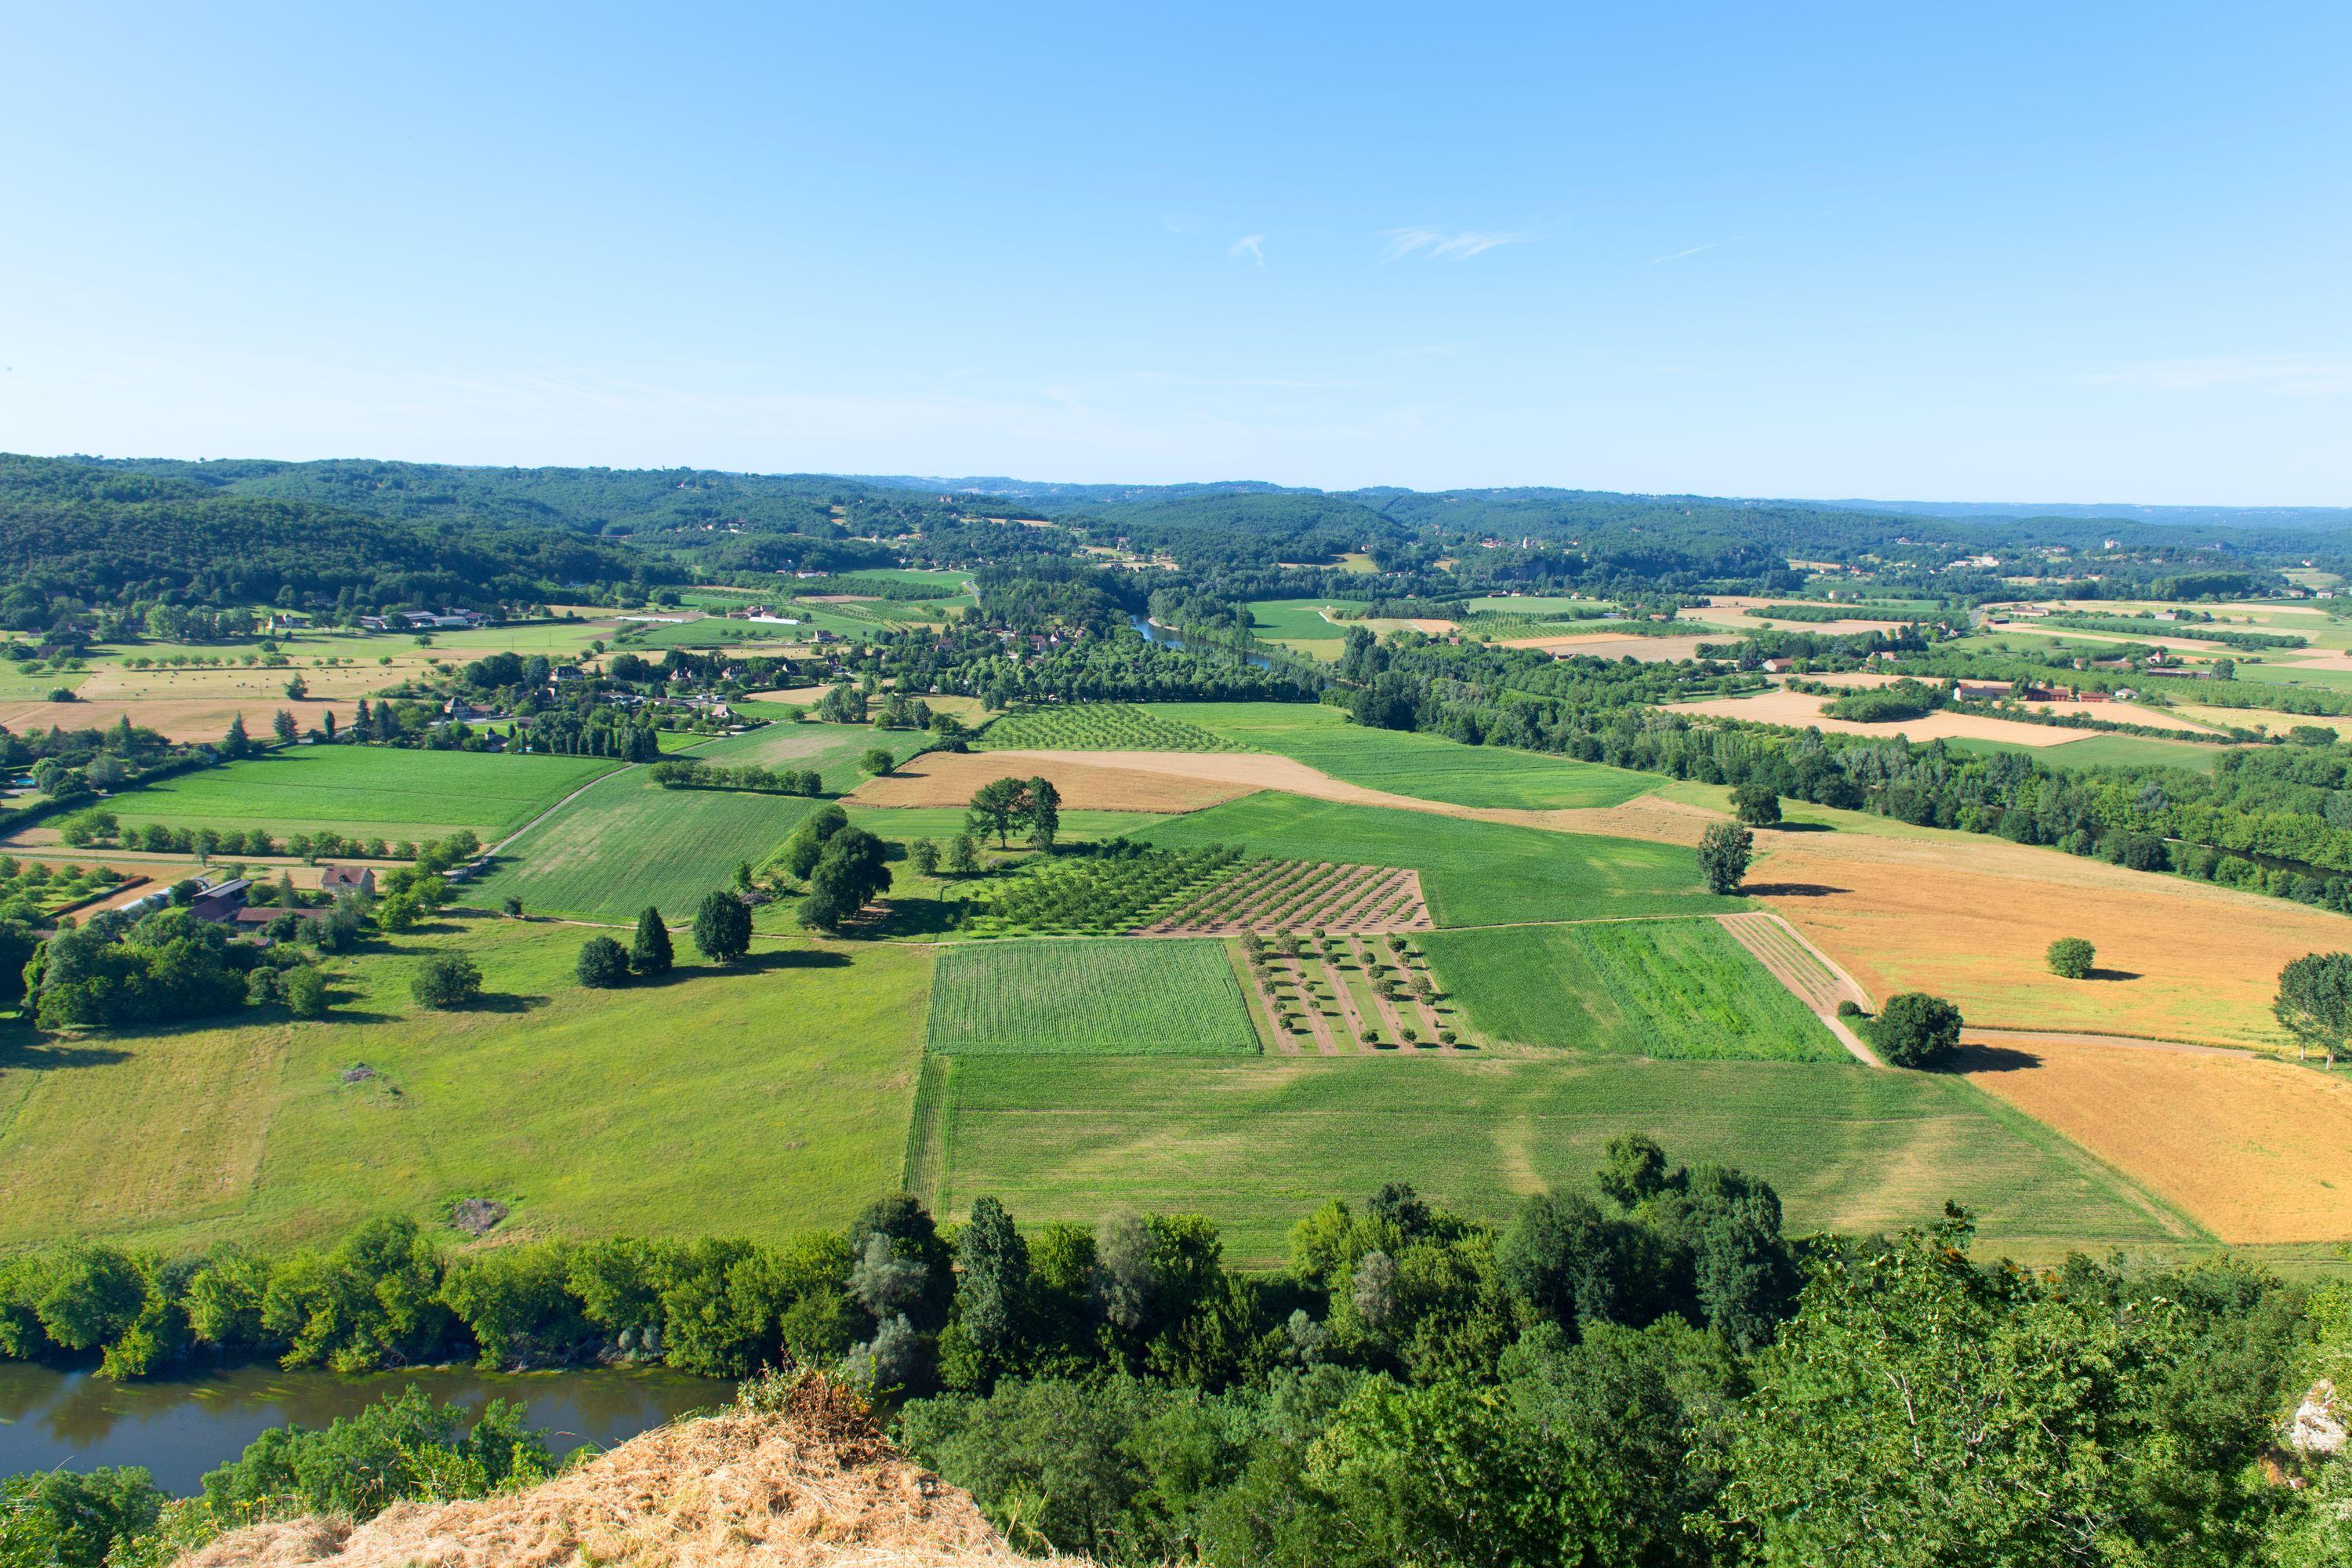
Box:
[630,906,673,976]
[2274,952,2352,1067]
[575,935,631,989]
[1871,993,1965,1069]
[2046,938,2096,979]
[1731,781,1783,827]
[691,889,753,965]
[1697,822,1754,895]
[861,748,895,776]
[909,838,941,884]
[411,951,484,1011]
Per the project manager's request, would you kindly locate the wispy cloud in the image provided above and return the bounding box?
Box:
[2085,354,2352,396]
[1648,240,1726,265]
[1228,234,1265,266]
[1377,227,1530,263]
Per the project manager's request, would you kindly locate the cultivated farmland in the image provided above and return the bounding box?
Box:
[1150,701,1658,809]
[99,746,615,840]
[916,1053,2198,1265]
[1139,792,1745,927]
[927,938,1260,1056]
[470,769,820,922]
[0,920,933,1251]
[975,702,1250,753]
[1419,920,1847,1061]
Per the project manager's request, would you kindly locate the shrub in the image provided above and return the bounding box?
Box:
[411,952,485,1011]
[1835,999,1864,1019]
[1870,992,1964,1069]
[576,936,632,988]
[283,966,329,1018]
[2046,938,2096,980]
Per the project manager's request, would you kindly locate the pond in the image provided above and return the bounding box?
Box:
[0,1362,733,1495]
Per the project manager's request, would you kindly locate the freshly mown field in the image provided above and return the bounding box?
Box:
[0,920,932,1251]
[101,747,615,840]
[1151,701,1657,810]
[684,720,887,781]
[976,703,1250,753]
[927,938,1260,1056]
[916,1053,2198,1265]
[1138,793,1744,927]
[1419,919,1844,1061]
[470,770,819,922]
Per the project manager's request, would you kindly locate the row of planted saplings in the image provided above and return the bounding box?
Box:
[1243,930,1458,1050]
[971,843,1245,935]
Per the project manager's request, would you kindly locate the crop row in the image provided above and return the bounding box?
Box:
[964,843,1248,936]
[975,702,1245,753]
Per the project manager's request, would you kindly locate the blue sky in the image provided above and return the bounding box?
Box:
[2,2,2347,502]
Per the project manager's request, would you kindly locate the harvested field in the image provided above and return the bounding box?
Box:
[1749,821,2352,1047]
[1679,596,1920,636]
[847,750,1255,813]
[1963,1040,2352,1244]
[0,695,368,744]
[1672,688,2106,747]
[1494,633,1717,661]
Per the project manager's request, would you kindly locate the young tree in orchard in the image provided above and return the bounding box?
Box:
[909,838,941,880]
[575,935,630,989]
[1871,992,1964,1068]
[630,906,673,976]
[946,833,982,877]
[2274,951,2352,1066]
[1696,822,1753,895]
[691,890,753,964]
[1730,780,1782,827]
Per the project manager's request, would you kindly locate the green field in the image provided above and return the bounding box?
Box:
[0,919,932,1251]
[844,805,1171,845]
[916,1053,2198,1265]
[1939,732,2223,774]
[103,747,615,840]
[975,702,1250,752]
[1420,920,1843,1061]
[1243,600,1352,642]
[1154,701,1658,809]
[927,938,1259,1056]
[470,771,819,921]
[1137,792,1742,927]
[688,721,895,779]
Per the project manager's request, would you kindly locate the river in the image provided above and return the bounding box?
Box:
[0,1362,732,1495]
[1129,615,1276,670]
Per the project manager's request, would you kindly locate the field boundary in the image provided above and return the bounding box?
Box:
[1719,911,1882,1067]
[901,1054,954,1203]
[484,760,636,856]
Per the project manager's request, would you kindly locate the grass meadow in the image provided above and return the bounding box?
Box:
[916,1052,2199,1265]
[1136,792,1745,927]
[927,938,1260,1056]
[0,919,932,1251]
[103,746,615,840]
[1149,701,1658,809]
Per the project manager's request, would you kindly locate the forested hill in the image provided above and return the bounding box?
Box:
[0,453,653,612]
[31,455,983,543]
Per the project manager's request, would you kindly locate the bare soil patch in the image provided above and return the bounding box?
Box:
[1751,825,2352,1048]
[2,696,367,744]
[1965,1040,2352,1244]
[1672,688,2102,748]
[847,750,1256,813]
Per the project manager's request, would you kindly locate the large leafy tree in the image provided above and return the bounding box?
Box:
[800,828,892,931]
[1713,1211,2270,1568]
[1695,822,1752,895]
[691,890,752,964]
[2274,951,2352,1066]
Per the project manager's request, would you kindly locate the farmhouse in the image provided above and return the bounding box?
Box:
[318,865,376,897]
[185,878,252,924]
[1761,657,1795,673]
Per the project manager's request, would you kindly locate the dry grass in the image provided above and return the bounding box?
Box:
[1680,595,1926,637]
[1493,633,1717,662]
[847,751,1258,813]
[0,695,368,743]
[1751,825,2352,1047]
[177,1373,1052,1568]
[1963,1040,2352,1244]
